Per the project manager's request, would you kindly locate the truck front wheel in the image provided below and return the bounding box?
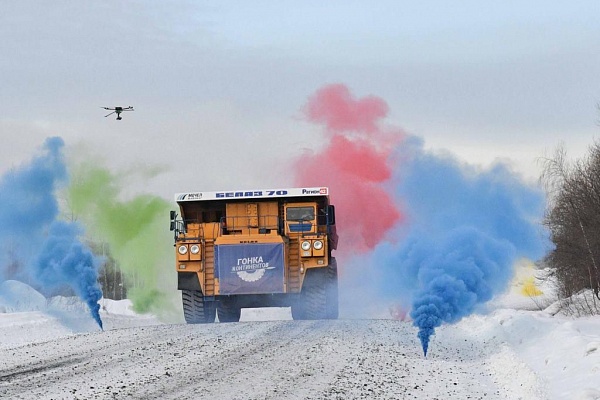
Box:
[182,290,216,324]
[326,257,339,319]
[217,297,241,323]
[292,262,338,320]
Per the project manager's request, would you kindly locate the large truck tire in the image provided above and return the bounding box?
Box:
[292,267,329,320]
[182,290,216,324]
[217,297,241,323]
[290,292,307,320]
[325,257,339,320]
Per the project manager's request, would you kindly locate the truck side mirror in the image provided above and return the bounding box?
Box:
[327,205,335,225]
[170,211,177,231]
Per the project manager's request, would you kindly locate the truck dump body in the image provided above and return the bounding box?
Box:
[171,187,338,323]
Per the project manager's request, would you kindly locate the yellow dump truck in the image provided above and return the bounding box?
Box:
[170,187,338,323]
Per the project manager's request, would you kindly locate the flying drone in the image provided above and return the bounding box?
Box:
[102,106,134,120]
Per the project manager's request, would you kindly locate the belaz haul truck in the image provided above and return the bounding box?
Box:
[170,187,338,323]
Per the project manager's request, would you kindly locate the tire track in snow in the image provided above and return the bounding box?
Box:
[0,319,545,399]
[131,320,357,399]
[322,320,504,399]
[0,323,246,399]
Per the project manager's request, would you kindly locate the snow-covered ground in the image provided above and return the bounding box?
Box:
[1,270,599,400]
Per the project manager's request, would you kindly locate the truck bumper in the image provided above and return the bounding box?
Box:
[178,272,201,291]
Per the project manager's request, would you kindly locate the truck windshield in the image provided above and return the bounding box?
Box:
[286,207,315,221]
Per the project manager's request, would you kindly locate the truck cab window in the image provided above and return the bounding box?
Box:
[286,207,315,221]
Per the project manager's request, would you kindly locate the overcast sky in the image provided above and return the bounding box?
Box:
[2,1,599,197]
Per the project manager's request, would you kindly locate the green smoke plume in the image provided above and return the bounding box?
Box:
[67,161,179,321]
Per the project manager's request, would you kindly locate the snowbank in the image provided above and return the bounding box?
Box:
[494,310,600,400]
[0,280,47,312]
[0,281,162,348]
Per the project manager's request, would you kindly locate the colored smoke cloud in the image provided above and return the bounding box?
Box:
[0,137,103,328]
[380,138,548,355]
[298,85,549,356]
[67,160,178,319]
[305,83,389,135]
[294,84,403,252]
[35,221,104,329]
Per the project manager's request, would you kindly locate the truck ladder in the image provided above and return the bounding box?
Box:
[203,240,216,296]
[288,237,301,293]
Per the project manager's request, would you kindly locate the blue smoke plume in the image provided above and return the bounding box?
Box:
[0,137,103,328]
[35,221,103,329]
[0,137,65,262]
[374,137,548,356]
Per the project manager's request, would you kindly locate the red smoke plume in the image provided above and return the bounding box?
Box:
[295,84,404,253]
[305,85,389,135]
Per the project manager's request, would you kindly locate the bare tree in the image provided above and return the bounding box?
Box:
[540,143,600,315]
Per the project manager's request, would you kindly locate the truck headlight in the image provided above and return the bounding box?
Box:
[313,240,323,250]
[178,245,188,255]
[301,241,311,251]
[190,244,200,254]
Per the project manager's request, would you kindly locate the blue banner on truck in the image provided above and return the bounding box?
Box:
[215,243,285,295]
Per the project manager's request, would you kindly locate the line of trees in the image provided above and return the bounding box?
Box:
[86,241,128,300]
[541,142,600,315]
[91,243,151,301]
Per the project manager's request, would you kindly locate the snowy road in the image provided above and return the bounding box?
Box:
[0,318,544,400]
